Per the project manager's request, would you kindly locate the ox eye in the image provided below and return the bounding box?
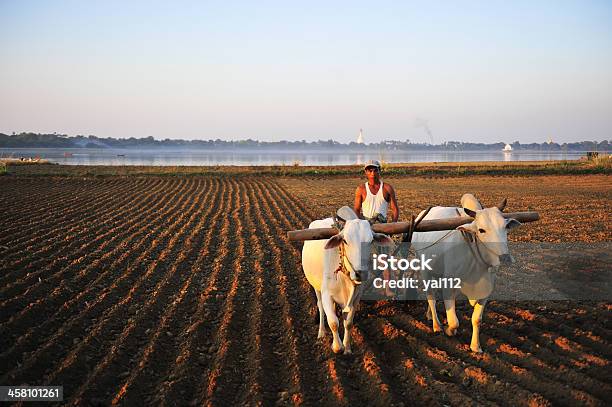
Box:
[342,238,347,244]
[478,228,486,234]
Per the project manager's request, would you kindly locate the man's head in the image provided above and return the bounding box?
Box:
[364,160,381,182]
[363,160,380,182]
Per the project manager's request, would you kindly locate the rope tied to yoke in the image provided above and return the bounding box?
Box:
[392,205,434,257]
[334,242,361,284]
[366,213,387,225]
[331,214,344,231]
[450,229,495,268]
[463,230,498,268]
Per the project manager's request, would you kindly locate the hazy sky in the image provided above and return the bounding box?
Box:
[1,1,611,143]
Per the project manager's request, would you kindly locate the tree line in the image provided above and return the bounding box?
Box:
[0,132,609,151]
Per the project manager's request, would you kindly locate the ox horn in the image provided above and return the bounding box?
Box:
[496,198,507,212]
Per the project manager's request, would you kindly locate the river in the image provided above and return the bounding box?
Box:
[0,148,586,166]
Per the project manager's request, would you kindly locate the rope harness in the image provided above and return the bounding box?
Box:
[412,229,456,252]
[334,241,362,285]
[411,226,496,269]
[366,213,387,225]
[468,232,498,268]
[330,214,362,285]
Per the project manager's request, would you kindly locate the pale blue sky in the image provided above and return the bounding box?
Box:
[1,0,611,143]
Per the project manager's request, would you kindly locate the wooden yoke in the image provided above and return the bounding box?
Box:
[287,211,539,241]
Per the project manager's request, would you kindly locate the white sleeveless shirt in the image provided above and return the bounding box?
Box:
[362,181,389,219]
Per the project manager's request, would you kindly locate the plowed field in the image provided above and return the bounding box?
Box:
[0,175,610,406]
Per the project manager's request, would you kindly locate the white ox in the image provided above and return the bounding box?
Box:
[302,217,393,354]
[412,194,521,352]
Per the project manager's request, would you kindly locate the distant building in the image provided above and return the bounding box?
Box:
[547,137,554,144]
[503,143,513,152]
[357,129,364,144]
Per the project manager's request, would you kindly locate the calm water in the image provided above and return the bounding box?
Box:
[0,148,585,166]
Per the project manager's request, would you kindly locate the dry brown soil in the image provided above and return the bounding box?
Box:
[0,174,609,406]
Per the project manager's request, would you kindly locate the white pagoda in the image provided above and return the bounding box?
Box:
[357,129,364,144]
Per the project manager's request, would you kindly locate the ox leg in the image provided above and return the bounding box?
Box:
[444,288,459,337]
[470,299,487,353]
[315,289,326,339]
[427,293,443,333]
[342,309,355,355]
[322,294,344,354]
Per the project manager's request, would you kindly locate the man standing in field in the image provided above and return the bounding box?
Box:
[354,160,399,297]
[354,160,399,223]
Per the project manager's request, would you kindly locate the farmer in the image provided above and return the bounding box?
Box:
[354,159,399,297]
[354,160,399,223]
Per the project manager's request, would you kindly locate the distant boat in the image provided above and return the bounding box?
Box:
[117,154,126,157]
[503,144,513,153]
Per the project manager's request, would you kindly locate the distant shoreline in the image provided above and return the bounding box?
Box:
[2,133,609,152]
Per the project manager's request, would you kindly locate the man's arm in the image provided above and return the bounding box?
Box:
[354,185,364,219]
[387,184,399,222]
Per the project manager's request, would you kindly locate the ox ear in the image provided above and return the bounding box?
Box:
[373,233,394,246]
[325,233,343,249]
[463,207,477,218]
[457,222,477,233]
[505,218,521,230]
